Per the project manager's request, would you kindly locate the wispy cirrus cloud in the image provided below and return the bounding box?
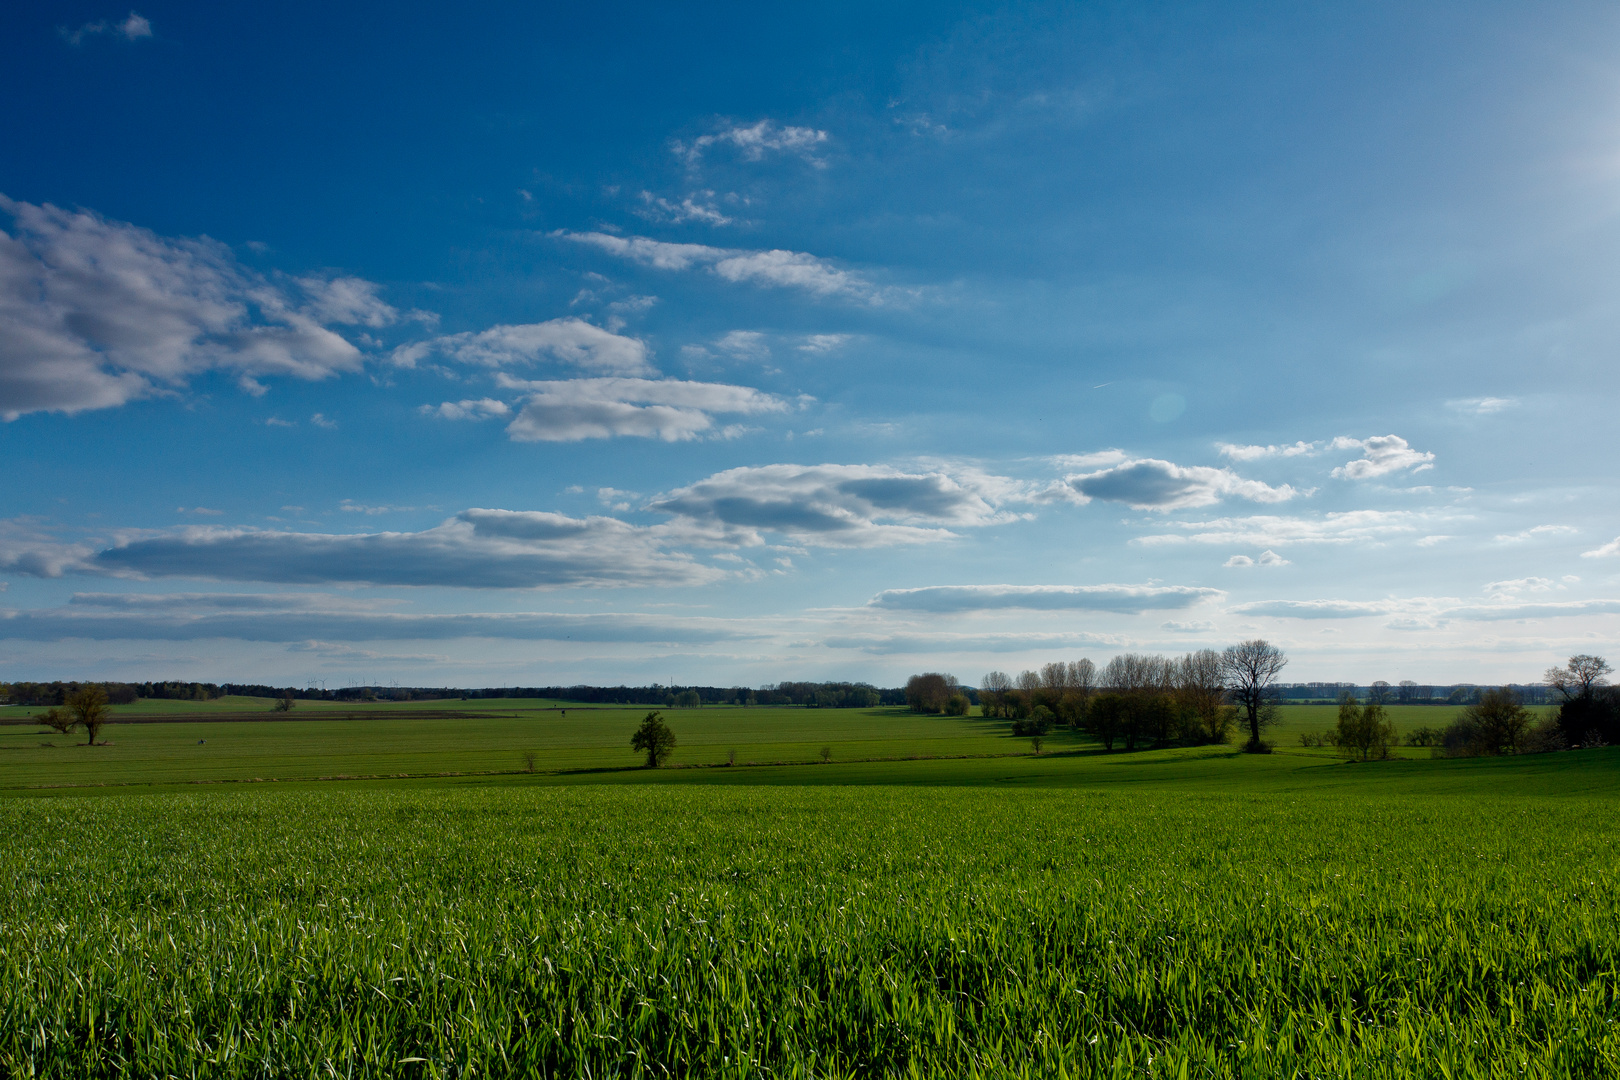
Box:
[1135,509,1434,548]
[636,190,733,226]
[557,231,885,304]
[673,119,829,166]
[867,583,1222,614]
[0,196,403,418]
[62,12,152,45]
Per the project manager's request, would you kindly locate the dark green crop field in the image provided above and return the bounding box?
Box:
[0,701,1612,1077]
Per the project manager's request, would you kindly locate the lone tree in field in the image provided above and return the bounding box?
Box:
[905,672,956,714]
[65,685,111,746]
[1335,693,1397,761]
[1220,640,1287,752]
[631,710,676,768]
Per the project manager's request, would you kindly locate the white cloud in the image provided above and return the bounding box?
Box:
[1224,549,1289,568]
[675,120,829,166]
[394,317,652,375]
[310,412,336,429]
[637,191,732,226]
[1330,435,1435,480]
[0,592,747,643]
[715,330,769,360]
[1233,599,1397,619]
[647,463,1026,547]
[81,510,726,589]
[494,376,788,443]
[1216,440,1319,461]
[421,398,512,421]
[820,631,1123,655]
[1495,524,1578,543]
[1065,457,1300,510]
[558,231,883,304]
[1483,576,1560,600]
[797,334,851,353]
[867,583,1222,614]
[1447,396,1517,415]
[0,197,393,419]
[1582,536,1620,559]
[1136,509,1428,547]
[1231,594,1620,622]
[64,12,152,45]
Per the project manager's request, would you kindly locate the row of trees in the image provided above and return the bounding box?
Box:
[909,641,1290,754]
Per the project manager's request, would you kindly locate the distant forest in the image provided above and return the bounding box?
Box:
[0,677,1558,708]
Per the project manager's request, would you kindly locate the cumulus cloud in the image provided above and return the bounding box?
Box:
[675,120,829,165]
[0,519,97,577]
[1065,458,1299,510]
[420,398,512,421]
[493,376,787,442]
[393,318,651,375]
[867,583,1222,614]
[558,231,883,304]
[1216,440,1318,461]
[1330,435,1434,479]
[647,463,1026,547]
[1224,550,1289,567]
[80,510,725,589]
[1136,510,1428,548]
[0,592,747,643]
[63,12,152,45]
[0,197,396,419]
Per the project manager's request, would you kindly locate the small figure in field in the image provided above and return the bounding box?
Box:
[631,710,676,768]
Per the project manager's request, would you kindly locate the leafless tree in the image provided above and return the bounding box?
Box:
[1545,655,1612,702]
[1176,649,1235,743]
[1220,640,1288,752]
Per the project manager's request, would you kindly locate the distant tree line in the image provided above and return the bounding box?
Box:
[1278,681,1554,706]
[909,641,1291,754]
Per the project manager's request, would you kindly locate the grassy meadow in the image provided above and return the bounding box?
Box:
[0,697,1613,1077]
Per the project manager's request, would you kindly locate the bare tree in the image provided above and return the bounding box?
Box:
[66,685,111,746]
[1220,640,1288,752]
[1176,649,1235,744]
[979,671,1012,718]
[1545,655,1612,701]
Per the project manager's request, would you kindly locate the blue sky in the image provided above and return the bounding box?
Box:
[3,0,1620,687]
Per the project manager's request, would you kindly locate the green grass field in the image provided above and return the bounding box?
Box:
[0,698,1612,1077]
[0,698,1551,793]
